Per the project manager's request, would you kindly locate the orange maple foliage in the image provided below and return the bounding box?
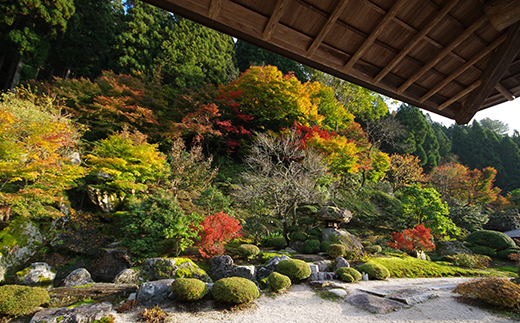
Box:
[387,223,435,252]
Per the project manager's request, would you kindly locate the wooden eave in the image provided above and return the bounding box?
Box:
[142,0,520,124]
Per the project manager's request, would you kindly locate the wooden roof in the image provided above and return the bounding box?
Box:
[142,0,520,124]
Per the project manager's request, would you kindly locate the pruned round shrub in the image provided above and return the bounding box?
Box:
[267,237,287,250]
[305,228,321,237]
[267,272,291,292]
[287,225,300,233]
[0,285,50,316]
[289,232,308,241]
[357,262,390,280]
[336,267,362,282]
[212,277,259,304]
[468,245,496,257]
[497,248,520,259]
[453,277,520,311]
[302,239,321,254]
[276,259,311,282]
[237,244,260,260]
[465,230,516,251]
[327,244,345,258]
[320,241,331,252]
[365,245,382,254]
[171,278,209,302]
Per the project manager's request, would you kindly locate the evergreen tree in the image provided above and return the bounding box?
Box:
[496,136,520,192]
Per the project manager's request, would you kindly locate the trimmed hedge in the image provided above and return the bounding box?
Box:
[302,239,321,254]
[171,278,209,302]
[276,259,311,282]
[212,277,259,304]
[468,246,496,257]
[327,244,345,258]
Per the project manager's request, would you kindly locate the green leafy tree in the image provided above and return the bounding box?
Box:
[0,90,85,219]
[397,184,460,238]
[479,117,509,136]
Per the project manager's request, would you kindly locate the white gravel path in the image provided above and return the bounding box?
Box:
[114,277,519,323]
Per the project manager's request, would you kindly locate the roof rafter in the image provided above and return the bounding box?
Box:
[263,0,289,41]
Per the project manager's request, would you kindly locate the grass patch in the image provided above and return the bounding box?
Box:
[368,255,515,278]
[317,291,341,301]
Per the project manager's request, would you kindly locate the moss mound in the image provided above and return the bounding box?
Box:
[497,248,520,259]
[365,245,382,254]
[267,272,291,292]
[336,267,362,282]
[212,277,259,304]
[465,230,516,251]
[302,239,321,254]
[468,246,497,257]
[0,285,50,316]
[327,244,345,258]
[276,259,311,282]
[237,244,260,260]
[171,278,209,302]
[357,262,390,280]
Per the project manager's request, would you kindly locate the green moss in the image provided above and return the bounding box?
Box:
[327,244,345,258]
[267,272,291,292]
[357,262,390,280]
[213,277,260,304]
[317,291,340,301]
[0,217,33,255]
[276,259,311,282]
[71,283,95,288]
[465,230,516,251]
[237,244,260,260]
[336,267,362,282]
[171,278,209,302]
[0,285,50,316]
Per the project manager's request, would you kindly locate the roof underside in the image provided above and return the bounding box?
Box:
[142,0,520,124]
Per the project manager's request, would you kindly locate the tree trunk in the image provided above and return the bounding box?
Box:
[34,65,41,79]
[47,65,55,81]
[282,219,289,245]
[10,57,23,90]
[3,55,19,90]
[0,52,6,75]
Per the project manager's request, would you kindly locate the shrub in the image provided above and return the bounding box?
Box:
[446,253,491,269]
[465,230,516,251]
[122,191,202,260]
[336,267,362,282]
[267,272,291,292]
[365,245,382,254]
[237,244,260,260]
[302,239,321,254]
[468,246,496,257]
[320,241,331,252]
[212,277,260,304]
[140,305,167,323]
[0,285,50,316]
[266,237,287,250]
[327,244,345,258]
[452,277,520,311]
[171,278,209,302]
[289,232,307,241]
[305,228,322,237]
[498,248,520,260]
[197,212,242,259]
[357,262,390,280]
[276,259,311,282]
[287,225,300,232]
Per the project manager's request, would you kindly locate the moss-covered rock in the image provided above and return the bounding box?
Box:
[0,284,50,316]
[327,244,345,258]
[139,257,211,282]
[171,278,209,302]
[212,277,259,304]
[267,272,291,292]
[465,230,516,251]
[336,267,362,282]
[237,244,260,260]
[276,259,311,282]
[357,262,390,280]
[365,245,382,254]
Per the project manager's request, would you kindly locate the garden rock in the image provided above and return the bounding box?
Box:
[256,255,291,281]
[30,301,112,323]
[359,287,438,305]
[347,293,404,314]
[230,266,256,282]
[314,260,332,272]
[62,268,94,287]
[317,201,353,224]
[89,248,132,282]
[435,240,472,256]
[334,257,350,271]
[209,255,234,281]
[0,217,44,282]
[16,262,56,285]
[114,268,141,284]
[49,283,137,308]
[309,263,319,273]
[137,279,175,306]
[322,228,364,257]
[143,258,178,280]
[309,272,335,281]
[328,288,348,298]
[87,185,122,213]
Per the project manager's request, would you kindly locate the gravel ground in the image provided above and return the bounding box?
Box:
[113,277,519,323]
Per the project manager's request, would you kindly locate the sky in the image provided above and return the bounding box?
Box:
[420,99,520,135]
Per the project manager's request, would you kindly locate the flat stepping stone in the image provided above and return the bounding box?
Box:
[347,293,403,314]
[358,287,438,305]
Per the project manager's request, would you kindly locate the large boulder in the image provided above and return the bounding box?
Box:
[16,262,56,285]
[322,228,364,258]
[62,268,94,287]
[256,255,291,281]
[114,268,141,285]
[30,302,112,323]
[88,248,132,282]
[209,255,234,281]
[317,202,353,224]
[87,185,122,213]
[435,240,473,256]
[140,257,211,282]
[230,265,256,282]
[137,279,175,305]
[0,217,44,282]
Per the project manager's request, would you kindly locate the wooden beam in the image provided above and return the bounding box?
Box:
[342,0,405,73]
[456,22,520,124]
[306,0,350,58]
[397,15,488,94]
[263,0,289,41]
[438,80,481,111]
[496,83,515,101]
[373,0,459,84]
[419,33,507,103]
[208,0,222,19]
[485,0,520,31]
